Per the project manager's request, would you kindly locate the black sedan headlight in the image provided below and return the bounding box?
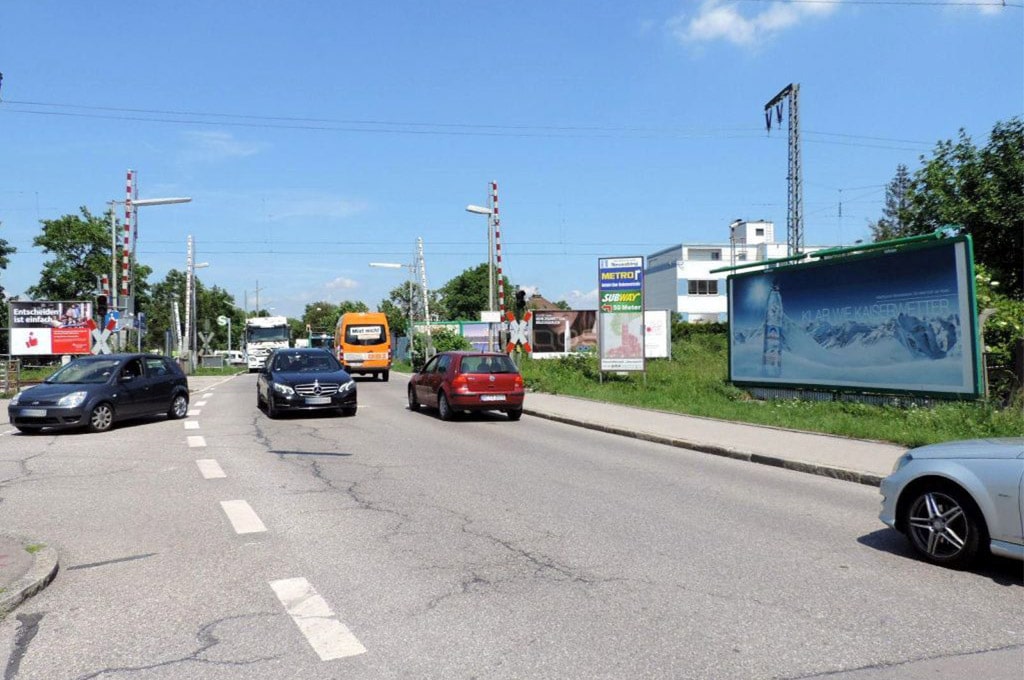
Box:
[272,382,296,397]
[338,379,355,394]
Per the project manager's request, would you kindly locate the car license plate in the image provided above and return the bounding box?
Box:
[305,397,331,405]
[20,408,47,417]
[480,394,506,402]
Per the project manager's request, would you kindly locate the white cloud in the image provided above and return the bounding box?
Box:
[179,131,265,163]
[667,0,837,47]
[326,276,360,291]
[565,288,599,307]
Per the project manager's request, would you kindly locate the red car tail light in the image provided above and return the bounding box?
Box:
[451,374,470,392]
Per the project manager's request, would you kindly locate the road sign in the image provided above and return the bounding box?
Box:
[216,315,228,327]
[198,331,214,354]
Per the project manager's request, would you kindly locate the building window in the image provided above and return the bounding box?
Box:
[738,253,748,261]
[755,228,765,236]
[711,250,721,260]
[687,280,719,296]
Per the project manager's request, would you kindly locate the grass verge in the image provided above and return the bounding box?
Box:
[517,335,1023,448]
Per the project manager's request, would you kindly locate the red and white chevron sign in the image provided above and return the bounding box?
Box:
[88,316,118,354]
[505,310,532,354]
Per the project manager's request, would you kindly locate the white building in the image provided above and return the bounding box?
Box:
[645,220,829,323]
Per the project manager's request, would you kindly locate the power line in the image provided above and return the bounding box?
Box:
[0,99,935,150]
[735,0,1021,8]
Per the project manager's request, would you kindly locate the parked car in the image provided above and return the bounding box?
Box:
[879,438,1024,568]
[215,350,246,366]
[407,351,525,421]
[7,353,190,434]
[256,348,357,418]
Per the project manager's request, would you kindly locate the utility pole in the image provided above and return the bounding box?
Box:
[764,83,803,257]
[416,237,434,358]
[253,280,265,317]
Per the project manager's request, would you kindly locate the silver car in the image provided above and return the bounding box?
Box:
[879,438,1024,568]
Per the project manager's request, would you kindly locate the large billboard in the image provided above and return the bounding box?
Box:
[531,311,598,356]
[9,301,94,356]
[727,237,982,397]
[599,256,645,372]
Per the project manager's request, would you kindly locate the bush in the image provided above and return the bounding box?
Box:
[410,328,473,370]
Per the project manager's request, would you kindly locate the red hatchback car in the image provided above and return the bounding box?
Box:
[408,351,525,421]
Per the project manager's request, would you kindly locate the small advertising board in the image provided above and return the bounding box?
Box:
[598,256,645,372]
[530,310,598,357]
[9,301,94,356]
[727,236,982,398]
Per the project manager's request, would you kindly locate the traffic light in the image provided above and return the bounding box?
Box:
[515,289,527,312]
[95,295,108,317]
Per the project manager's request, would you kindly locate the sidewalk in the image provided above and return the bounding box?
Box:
[0,376,907,618]
[523,392,907,487]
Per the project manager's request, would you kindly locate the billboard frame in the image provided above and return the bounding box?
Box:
[725,234,983,400]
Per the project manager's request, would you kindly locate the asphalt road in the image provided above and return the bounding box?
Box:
[0,374,1020,679]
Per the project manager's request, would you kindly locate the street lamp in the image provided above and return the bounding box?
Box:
[370,261,416,358]
[465,203,496,351]
[187,261,209,370]
[107,192,192,350]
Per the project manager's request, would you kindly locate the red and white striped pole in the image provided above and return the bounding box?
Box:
[492,181,504,317]
[101,275,110,299]
[121,169,135,303]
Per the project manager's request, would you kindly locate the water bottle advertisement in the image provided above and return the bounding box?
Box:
[727,237,982,397]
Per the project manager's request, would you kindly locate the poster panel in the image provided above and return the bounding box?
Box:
[9,301,94,356]
[644,310,671,359]
[530,311,598,356]
[600,312,644,370]
[727,239,981,396]
[461,322,490,352]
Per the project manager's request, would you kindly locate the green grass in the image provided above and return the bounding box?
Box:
[24,543,45,554]
[518,335,1024,448]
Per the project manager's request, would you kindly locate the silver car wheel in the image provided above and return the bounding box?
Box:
[169,394,189,419]
[907,491,969,561]
[89,403,114,432]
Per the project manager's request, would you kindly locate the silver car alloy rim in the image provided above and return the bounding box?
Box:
[92,405,113,431]
[174,396,188,417]
[908,491,968,559]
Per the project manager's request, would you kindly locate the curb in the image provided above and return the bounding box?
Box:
[523,408,885,488]
[0,539,59,619]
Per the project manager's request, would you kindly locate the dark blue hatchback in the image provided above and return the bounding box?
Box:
[7,353,190,434]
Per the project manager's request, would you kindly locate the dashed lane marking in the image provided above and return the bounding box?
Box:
[220,500,267,534]
[184,421,200,430]
[187,435,207,448]
[196,459,226,479]
[203,392,213,399]
[187,409,202,416]
[269,577,367,661]
[195,401,208,407]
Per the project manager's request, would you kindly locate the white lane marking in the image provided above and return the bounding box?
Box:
[220,500,267,534]
[187,409,202,416]
[269,578,367,660]
[203,392,213,399]
[184,421,200,430]
[187,435,207,448]
[195,401,208,407]
[196,459,226,479]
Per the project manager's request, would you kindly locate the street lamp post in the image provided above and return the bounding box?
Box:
[370,261,416,358]
[108,191,191,350]
[466,203,495,350]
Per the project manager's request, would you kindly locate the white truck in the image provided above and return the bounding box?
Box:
[245,315,291,372]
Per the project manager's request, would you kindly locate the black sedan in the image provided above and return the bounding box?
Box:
[7,353,190,434]
[256,348,357,418]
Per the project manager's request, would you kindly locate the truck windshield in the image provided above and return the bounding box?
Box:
[247,327,289,342]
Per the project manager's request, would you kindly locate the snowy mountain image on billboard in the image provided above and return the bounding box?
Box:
[727,240,980,396]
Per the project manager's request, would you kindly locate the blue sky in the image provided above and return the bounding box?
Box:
[1,1,1021,319]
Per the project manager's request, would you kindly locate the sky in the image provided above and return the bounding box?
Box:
[1,1,1021,320]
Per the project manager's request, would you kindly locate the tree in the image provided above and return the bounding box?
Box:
[438,263,513,321]
[337,299,369,315]
[553,299,572,310]
[380,280,444,336]
[884,118,1023,298]
[0,221,15,353]
[27,207,133,301]
[868,164,912,242]
[302,302,340,334]
[143,270,241,353]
